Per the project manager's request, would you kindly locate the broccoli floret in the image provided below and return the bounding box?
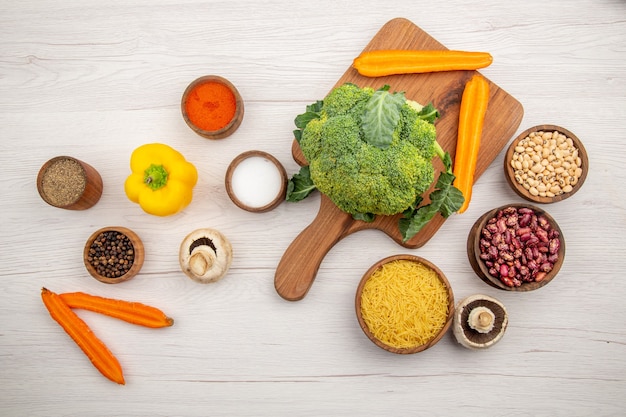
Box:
[311,129,434,216]
[322,83,374,119]
[287,83,464,241]
[398,102,438,159]
[299,116,325,162]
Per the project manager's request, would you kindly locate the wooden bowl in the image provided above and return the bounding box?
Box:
[225,150,288,213]
[467,204,565,291]
[504,124,588,204]
[181,75,244,140]
[355,254,454,354]
[84,226,145,284]
[37,156,103,210]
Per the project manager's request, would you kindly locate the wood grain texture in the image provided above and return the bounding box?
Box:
[1,1,626,416]
[276,18,523,301]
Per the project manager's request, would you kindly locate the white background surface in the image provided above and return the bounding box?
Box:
[1,1,625,416]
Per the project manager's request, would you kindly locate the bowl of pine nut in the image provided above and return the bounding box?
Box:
[504,125,588,204]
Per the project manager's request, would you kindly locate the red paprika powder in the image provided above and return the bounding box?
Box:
[184,81,237,132]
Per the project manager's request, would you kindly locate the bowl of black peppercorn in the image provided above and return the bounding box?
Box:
[84,226,145,284]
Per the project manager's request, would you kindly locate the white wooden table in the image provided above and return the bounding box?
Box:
[1,1,625,415]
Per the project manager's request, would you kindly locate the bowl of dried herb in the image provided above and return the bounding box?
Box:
[37,156,103,210]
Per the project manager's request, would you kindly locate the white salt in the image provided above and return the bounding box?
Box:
[230,156,283,208]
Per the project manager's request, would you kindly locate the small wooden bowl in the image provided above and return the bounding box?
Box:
[225,150,288,213]
[37,156,103,210]
[181,75,244,140]
[504,124,588,204]
[467,204,566,292]
[84,226,145,284]
[355,254,454,354]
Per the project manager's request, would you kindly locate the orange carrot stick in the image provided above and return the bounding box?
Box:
[60,292,174,328]
[353,50,493,77]
[41,288,125,385]
[453,74,490,213]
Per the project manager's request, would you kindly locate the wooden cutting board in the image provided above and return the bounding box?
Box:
[275,17,524,301]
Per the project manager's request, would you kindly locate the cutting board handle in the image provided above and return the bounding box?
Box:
[274,196,356,301]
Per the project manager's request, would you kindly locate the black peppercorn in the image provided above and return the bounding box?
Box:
[87,231,135,278]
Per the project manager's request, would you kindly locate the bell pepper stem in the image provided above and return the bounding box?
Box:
[144,164,168,190]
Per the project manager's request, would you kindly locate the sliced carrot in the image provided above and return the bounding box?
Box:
[60,292,174,328]
[353,50,493,77]
[41,288,125,385]
[453,74,490,213]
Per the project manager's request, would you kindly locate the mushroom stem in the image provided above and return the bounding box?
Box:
[467,306,495,334]
[478,311,492,327]
[189,251,214,276]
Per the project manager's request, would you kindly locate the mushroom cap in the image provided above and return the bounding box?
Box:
[453,294,508,350]
[179,228,233,283]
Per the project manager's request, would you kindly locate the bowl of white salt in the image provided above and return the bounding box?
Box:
[225,150,288,213]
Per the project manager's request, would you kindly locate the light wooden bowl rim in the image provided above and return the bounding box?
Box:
[504,124,588,204]
[181,74,244,140]
[355,254,455,354]
[83,226,145,284]
[466,204,566,292]
[225,150,288,213]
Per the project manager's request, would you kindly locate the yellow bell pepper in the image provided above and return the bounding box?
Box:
[124,143,198,216]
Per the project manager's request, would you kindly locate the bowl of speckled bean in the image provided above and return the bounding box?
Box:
[467,204,565,291]
[504,125,588,204]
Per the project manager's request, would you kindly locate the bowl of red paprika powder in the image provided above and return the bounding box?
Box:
[181,75,244,140]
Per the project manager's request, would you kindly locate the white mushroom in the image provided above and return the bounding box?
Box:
[453,294,508,350]
[179,228,233,283]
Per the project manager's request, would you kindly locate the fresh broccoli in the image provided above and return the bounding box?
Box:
[286,83,464,241]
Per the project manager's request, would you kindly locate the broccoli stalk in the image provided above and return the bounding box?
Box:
[434,141,446,161]
[399,140,464,242]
